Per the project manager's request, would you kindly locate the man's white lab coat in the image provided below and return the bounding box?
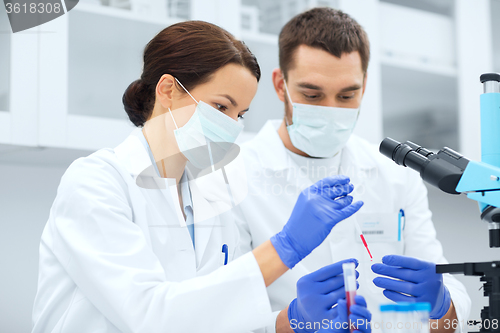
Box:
[204,120,471,332]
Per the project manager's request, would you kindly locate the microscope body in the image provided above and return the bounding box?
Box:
[457,74,500,244]
[379,73,500,329]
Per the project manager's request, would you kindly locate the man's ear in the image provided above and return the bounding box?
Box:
[272,68,286,103]
[155,74,176,110]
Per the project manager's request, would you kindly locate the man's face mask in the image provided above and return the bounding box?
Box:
[284,79,360,158]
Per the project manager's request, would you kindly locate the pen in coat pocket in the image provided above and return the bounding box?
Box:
[398,209,405,241]
[221,244,228,265]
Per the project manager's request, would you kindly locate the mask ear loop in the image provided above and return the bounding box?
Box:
[168,107,179,130]
[283,79,294,127]
[167,77,186,131]
[283,79,294,105]
[174,77,199,105]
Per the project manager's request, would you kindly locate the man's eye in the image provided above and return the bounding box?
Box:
[304,94,319,99]
[215,103,228,111]
[339,95,354,100]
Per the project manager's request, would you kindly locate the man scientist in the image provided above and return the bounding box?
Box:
[226,7,471,333]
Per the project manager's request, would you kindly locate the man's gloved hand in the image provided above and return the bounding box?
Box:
[316,296,372,333]
[288,259,359,333]
[271,175,363,268]
[371,255,451,319]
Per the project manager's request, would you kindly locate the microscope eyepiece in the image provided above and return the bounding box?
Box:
[379,137,400,162]
[480,73,500,93]
[379,138,430,171]
[379,137,469,195]
[480,73,500,83]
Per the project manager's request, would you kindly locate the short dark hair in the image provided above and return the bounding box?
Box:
[279,7,370,79]
[123,21,261,127]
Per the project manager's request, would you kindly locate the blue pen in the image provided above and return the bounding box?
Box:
[398,209,405,241]
[221,244,228,265]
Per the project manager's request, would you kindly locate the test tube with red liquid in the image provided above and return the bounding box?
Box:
[342,262,357,319]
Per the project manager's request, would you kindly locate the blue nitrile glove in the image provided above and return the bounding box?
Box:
[271,175,364,268]
[288,259,360,333]
[371,255,451,319]
[316,296,372,333]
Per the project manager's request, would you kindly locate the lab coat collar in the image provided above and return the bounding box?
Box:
[251,120,293,171]
[251,120,377,172]
[114,128,161,186]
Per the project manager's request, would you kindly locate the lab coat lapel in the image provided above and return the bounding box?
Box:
[188,171,218,267]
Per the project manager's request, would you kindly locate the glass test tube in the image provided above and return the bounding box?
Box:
[342,262,357,314]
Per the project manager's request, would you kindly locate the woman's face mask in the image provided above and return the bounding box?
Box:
[169,78,244,170]
[284,80,360,158]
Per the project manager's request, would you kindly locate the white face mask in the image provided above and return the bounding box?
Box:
[169,78,244,170]
[284,80,360,158]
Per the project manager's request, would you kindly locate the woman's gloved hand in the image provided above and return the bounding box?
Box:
[316,296,372,333]
[271,175,363,268]
[371,255,451,319]
[288,259,359,333]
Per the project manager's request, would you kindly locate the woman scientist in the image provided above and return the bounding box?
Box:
[31,21,369,333]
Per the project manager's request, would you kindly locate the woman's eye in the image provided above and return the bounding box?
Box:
[238,114,245,120]
[215,103,228,112]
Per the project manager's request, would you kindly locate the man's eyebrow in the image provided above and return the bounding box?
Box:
[339,84,362,92]
[296,83,362,92]
[297,82,322,90]
[218,94,237,107]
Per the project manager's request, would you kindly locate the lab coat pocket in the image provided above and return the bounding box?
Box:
[354,211,403,243]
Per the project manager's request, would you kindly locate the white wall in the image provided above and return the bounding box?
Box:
[0,162,68,333]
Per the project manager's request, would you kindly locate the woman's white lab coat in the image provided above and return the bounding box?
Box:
[31,129,273,333]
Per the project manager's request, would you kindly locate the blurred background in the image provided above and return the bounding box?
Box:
[1,0,500,331]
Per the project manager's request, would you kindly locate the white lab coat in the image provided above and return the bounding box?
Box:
[31,129,274,333]
[199,120,471,332]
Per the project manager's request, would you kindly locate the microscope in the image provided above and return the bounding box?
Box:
[379,73,500,331]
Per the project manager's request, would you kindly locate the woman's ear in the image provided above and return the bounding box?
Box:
[272,68,286,103]
[155,74,176,110]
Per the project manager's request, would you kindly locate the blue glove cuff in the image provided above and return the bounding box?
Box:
[430,286,451,319]
[288,298,313,333]
[271,232,302,269]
